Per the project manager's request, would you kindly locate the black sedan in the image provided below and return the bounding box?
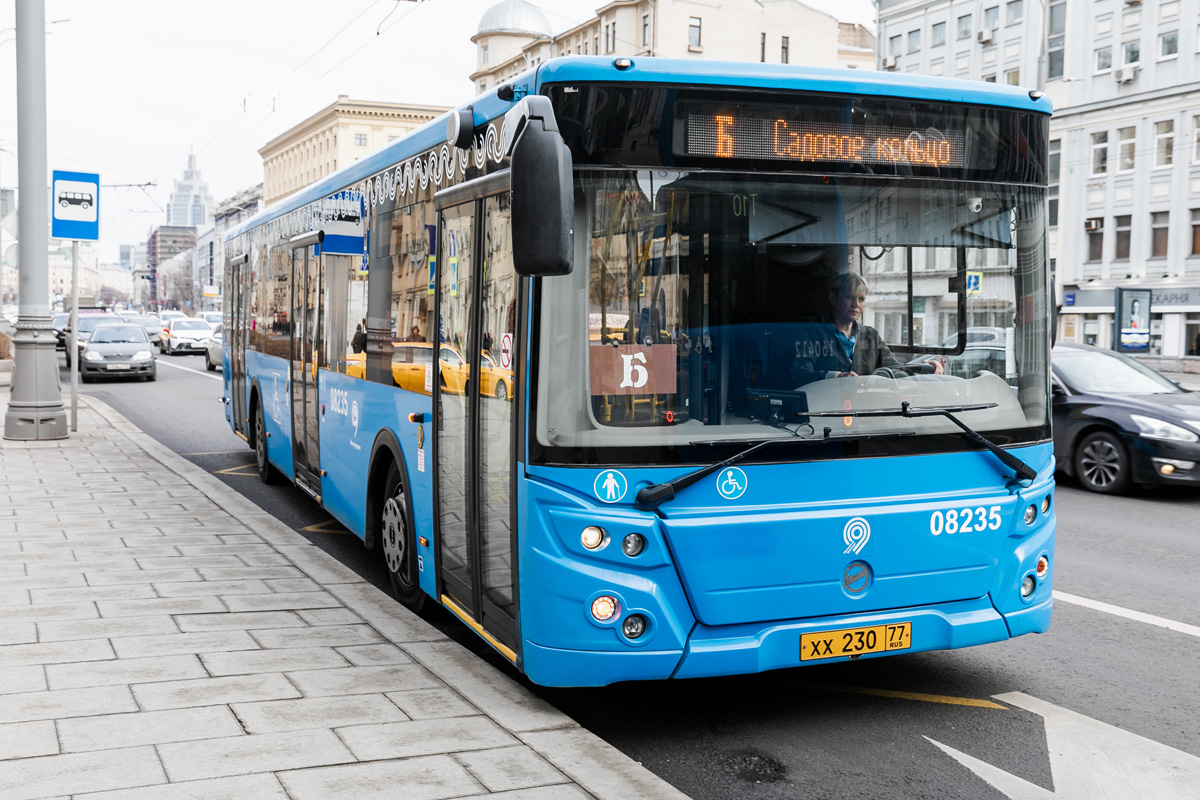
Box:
[1052,343,1200,493]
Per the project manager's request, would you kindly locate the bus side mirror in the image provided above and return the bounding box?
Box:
[505,96,573,277]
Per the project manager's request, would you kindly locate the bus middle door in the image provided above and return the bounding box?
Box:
[289,231,324,500]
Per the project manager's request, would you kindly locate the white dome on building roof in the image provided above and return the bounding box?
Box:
[477,0,553,38]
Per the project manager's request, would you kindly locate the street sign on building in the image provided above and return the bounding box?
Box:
[51,171,100,241]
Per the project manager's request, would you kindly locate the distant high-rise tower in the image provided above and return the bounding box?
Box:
[166,150,214,228]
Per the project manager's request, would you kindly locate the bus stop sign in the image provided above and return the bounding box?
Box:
[51,170,100,241]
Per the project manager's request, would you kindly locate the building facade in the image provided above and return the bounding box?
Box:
[166,152,215,229]
[192,184,263,313]
[258,96,448,207]
[146,225,197,311]
[470,0,876,95]
[877,0,1200,358]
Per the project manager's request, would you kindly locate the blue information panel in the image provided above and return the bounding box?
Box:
[51,170,100,241]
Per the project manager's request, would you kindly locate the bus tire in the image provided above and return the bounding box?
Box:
[380,460,426,614]
[254,400,280,485]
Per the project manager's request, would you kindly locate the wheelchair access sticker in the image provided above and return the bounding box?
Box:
[716,467,748,500]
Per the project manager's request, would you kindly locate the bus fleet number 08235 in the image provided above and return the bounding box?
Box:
[930,506,1002,535]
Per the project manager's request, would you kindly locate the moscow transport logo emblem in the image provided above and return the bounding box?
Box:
[843,517,871,555]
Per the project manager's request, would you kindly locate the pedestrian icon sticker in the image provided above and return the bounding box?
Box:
[716,467,747,500]
[594,470,629,503]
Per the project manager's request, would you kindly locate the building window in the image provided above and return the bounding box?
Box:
[611,21,616,51]
[1095,46,1112,72]
[1160,31,1178,59]
[1048,139,1060,227]
[781,36,789,63]
[1124,41,1140,64]
[1047,0,1066,78]
[595,35,599,54]
[1155,120,1174,166]
[1191,209,1200,256]
[931,22,946,47]
[1186,313,1200,356]
[958,14,972,39]
[482,44,489,65]
[354,134,367,147]
[983,74,997,82]
[1194,115,1200,163]
[1118,126,1136,171]
[643,15,650,47]
[688,16,701,48]
[761,32,766,62]
[1115,215,1132,260]
[1151,212,1169,257]
[1091,131,1109,175]
[889,34,902,56]
[1005,68,1020,85]
[984,6,999,29]
[908,30,921,53]
[604,24,610,52]
[1006,0,1023,25]
[1086,218,1104,262]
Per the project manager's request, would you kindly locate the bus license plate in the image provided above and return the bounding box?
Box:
[800,622,912,661]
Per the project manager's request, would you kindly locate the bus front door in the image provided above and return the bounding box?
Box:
[434,175,519,661]
[289,235,323,498]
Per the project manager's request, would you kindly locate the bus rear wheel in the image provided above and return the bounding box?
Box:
[254,401,279,485]
[381,461,426,614]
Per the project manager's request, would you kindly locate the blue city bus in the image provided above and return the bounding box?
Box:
[222,57,1055,687]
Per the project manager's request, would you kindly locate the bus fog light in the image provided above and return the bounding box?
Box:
[591,595,618,621]
[1036,555,1049,579]
[622,533,645,556]
[622,614,646,638]
[580,526,606,550]
[1024,505,1037,525]
[1041,496,1051,514]
[1020,575,1036,597]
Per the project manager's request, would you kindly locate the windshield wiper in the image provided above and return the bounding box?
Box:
[803,401,1036,482]
[635,430,915,510]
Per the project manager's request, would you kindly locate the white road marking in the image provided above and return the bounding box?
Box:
[929,691,1200,799]
[155,358,222,382]
[1053,591,1200,639]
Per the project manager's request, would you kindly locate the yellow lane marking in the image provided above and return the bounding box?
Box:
[797,682,1008,709]
[214,463,259,476]
[300,519,350,534]
[441,594,518,664]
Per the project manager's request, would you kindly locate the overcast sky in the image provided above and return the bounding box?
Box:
[0,0,877,262]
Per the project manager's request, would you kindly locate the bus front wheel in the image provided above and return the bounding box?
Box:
[381,461,426,614]
[254,402,280,485]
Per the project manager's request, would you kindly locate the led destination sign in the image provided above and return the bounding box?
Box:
[685,113,965,168]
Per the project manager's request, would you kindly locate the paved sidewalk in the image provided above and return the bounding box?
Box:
[0,389,688,800]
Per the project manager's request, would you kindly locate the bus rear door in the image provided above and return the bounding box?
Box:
[228,252,250,440]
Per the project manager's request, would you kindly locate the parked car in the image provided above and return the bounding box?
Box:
[159,310,186,324]
[64,313,122,366]
[939,326,1008,349]
[203,324,223,371]
[79,322,156,382]
[52,312,70,350]
[1051,343,1200,493]
[160,317,213,355]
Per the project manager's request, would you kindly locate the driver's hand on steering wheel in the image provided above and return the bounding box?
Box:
[836,370,858,378]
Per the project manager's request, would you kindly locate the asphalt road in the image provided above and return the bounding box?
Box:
[66,350,1200,800]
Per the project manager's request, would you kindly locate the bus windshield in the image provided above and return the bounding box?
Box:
[533,171,1049,464]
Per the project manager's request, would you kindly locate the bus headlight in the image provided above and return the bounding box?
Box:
[1041,496,1051,515]
[1024,505,1037,525]
[622,614,646,639]
[580,526,606,550]
[1020,575,1036,597]
[622,533,645,557]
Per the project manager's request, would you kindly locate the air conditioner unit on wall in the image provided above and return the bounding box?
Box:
[1084,218,1101,231]
[1115,65,1137,83]
[977,28,994,44]
[882,55,897,69]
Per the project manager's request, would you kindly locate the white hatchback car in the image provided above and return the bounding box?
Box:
[161,318,213,355]
[203,324,223,371]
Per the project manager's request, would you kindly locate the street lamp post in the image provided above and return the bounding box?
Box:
[4,0,67,440]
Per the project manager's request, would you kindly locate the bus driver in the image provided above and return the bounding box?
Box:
[791,272,943,387]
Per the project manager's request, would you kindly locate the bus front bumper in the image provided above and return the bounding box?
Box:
[521,593,1051,687]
